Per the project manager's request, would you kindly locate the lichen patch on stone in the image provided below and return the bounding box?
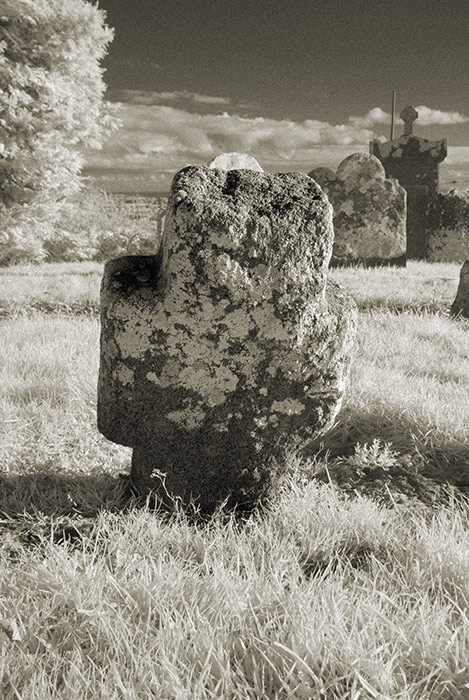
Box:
[271,399,306,415]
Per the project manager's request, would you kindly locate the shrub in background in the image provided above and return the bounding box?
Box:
[42,188,165,263]
[0,187,166,266]
[0,0,118,260]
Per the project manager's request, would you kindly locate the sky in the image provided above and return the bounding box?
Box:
[83,0,469,193]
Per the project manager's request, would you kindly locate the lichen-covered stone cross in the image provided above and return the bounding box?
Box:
[97,165,357,512]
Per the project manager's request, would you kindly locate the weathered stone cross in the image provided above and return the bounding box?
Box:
[400,105,418,136]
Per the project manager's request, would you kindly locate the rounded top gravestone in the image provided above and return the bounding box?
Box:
[336,153,386,190]
[208,152,264,172]
[308,153,406,266]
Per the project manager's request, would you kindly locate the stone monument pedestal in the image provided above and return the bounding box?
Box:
[370,106,447,259]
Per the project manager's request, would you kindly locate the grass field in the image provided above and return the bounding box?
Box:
[1,260,469,699]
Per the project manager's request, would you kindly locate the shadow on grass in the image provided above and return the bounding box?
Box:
[2,400,469,545]
[0,470,145,549]
[0,469,262,552]
[314,404,469,489]
[0,470,136,519]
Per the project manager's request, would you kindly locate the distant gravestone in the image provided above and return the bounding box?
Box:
[426,190,469,262]
[98,166,356,512]
[336,152,385,189]
[309,153,407,266]
[370,106,447,259]
[208,152,263,171]
[451,260,469,318]
[309,167,336,189]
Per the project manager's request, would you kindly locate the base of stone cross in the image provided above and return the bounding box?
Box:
[130,440,284,514]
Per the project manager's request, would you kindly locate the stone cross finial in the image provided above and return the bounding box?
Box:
[400,106,418,136]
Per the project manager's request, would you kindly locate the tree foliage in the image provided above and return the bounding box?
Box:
[0,188,166,266]
[0,0,118,261]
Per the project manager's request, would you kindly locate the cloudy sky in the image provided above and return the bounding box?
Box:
[84,0,469,193]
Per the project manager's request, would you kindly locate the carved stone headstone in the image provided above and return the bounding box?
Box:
[370,106,447,259]
[309,154,407,266]
[98,166,356,512]
[451,260,469,318]
[208,152,263,171]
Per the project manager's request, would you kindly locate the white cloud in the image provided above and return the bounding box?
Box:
[414,105,469,126]
[348,107,390,128]
[94,103,375,164]
[348,105,469,129]
[190,93,233,106]
[110,89,234,108]
[349,105,469,130]
[85,100,469,190]
[444,146,469,164]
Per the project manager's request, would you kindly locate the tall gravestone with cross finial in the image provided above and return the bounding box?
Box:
[370,105,447,259]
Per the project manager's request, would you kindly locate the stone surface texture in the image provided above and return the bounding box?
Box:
[451,260,469,318]
[98,166,356,511]
[309,154,406,266]
[370,110,447,259]
[208,152,263,172]
[426,190,469,262]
